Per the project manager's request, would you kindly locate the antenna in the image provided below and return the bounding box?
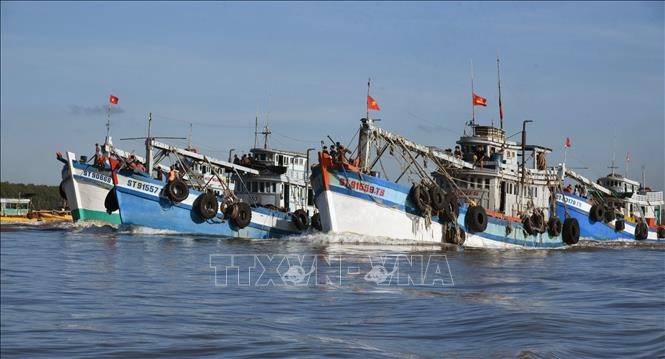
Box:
[470,59,475,127]
[261,121,271,149]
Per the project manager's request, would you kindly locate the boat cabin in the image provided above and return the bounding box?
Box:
[597,173,663,225]
[0,198,31,217]
[440,125,557,218]
[234,148,314,213]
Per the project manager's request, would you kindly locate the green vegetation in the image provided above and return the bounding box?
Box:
[0,182,65,210]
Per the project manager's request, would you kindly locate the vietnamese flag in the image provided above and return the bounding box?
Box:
[367,95,380,111]
[109,95,119,105]
[565,137,571,148]
[472,93,487,107]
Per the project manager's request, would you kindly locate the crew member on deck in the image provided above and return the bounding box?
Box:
[233,154,240,165]
[454,146,463,160]
[168,166,178,183]
[473,146,485,168]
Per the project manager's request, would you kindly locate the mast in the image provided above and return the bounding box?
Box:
[145,113,154,176]
[254,115,258,148]
[470,60,475,127]
[497,54,504,130]
[187,123,192,150]
[359,79,373,172]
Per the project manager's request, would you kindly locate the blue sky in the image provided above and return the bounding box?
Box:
[1,2,663,189]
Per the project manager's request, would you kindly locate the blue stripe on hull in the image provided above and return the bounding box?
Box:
[115,186,298,239]
[556,200,633,240]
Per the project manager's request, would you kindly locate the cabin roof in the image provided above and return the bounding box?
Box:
[250,148,307,157]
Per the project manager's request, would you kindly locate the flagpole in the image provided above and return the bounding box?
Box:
[367,78,371,121]
[106,101,112,140]
[470,60,475,126]
[497,54,503,130]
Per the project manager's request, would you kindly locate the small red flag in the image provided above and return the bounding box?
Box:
[109,95,119,105]
[565,137,571,147]
[473,93,487,107]
[367,95,380,111]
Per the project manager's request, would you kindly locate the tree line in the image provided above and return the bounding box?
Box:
[0,182,66,210]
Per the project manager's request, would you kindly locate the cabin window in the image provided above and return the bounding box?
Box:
[272,183,276,193]
[485,179,490,189]
[260,182,265,193]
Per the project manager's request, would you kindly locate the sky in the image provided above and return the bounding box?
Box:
[1,2,664,190]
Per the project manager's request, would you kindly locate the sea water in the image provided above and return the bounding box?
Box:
[1,223,664,358]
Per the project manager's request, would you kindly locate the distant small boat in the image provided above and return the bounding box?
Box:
[0,197,72,223]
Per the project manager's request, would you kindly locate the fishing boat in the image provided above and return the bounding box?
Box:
[0,197,72,223]
[556,166,665,240]
[310,117,581,249]
[56,137,163,224]
[109,136,312,238]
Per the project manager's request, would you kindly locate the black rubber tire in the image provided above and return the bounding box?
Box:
[441,192,459,223]
[562,218,580,245]
[410,184,430,213]
[589,204,605,222]
[232,202,252,229]
[614,219,625,232]
[465,205,488,233]
[59,181,67,200]
[195,192,218,220]
[429,187,446,211]
[657,227,665,239]
[104,188,119,213]
[311,212,322,231]
[634,222,648,241]
[603,206,615,223]
[522,216,536,236]
[292,209,310,231]
[166,179,189,203]
[547,217,562,237]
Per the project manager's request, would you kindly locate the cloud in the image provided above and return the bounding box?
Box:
[68,104,125,115]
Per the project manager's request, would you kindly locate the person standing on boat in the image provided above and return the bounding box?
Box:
[454,146,464,159]
[168,166,179,183]
[233,154,240,165]
[474,146,485,168]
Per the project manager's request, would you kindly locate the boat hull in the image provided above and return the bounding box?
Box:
[556,193,660,240]
[113,170,301,238]
[311,162,567,249]
[60,152,121,224]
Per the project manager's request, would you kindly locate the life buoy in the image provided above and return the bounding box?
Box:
[547,217,562,237]
[410,184,430,213]
[165,179,189,202]
[232,202,252,229]
[589,204,605,222]
[657,227,665,239]
[634,222,648,241]
[59,181,67,200]
[429,187,446,211]
[614,219,625,232]
[195,192,218,220]
[292,209,310,231]
[104,188,119,213]
[522,215,536,236]
[562,218,580,245]
[311,212,322,231]
[465,205,487,233]
[441,192,459,223]
[603,206,615,223]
